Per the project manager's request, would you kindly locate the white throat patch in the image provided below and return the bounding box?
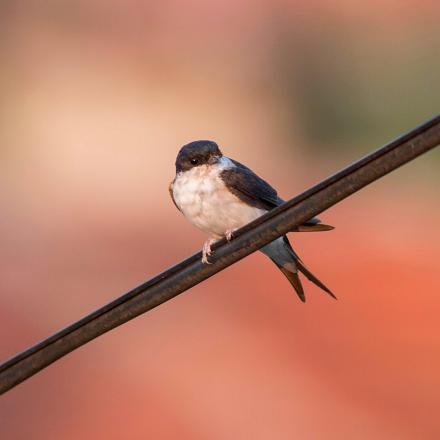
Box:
[172,156,266,238]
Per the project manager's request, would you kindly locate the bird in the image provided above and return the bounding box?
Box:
[169,140,336,302]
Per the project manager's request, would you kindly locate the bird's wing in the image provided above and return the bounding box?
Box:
[220,159,283,211]
[294,216,334,232]
[221,159,334,230]
[169,179,181,211]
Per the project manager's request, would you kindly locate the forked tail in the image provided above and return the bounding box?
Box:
[263,236,336,302]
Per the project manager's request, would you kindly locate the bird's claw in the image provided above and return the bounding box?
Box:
[225,229,235,242]
[201,254,212,265]
[202,238,216,265]
[201,232,234,265]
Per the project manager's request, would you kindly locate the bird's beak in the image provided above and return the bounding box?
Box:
[208,155,220,165]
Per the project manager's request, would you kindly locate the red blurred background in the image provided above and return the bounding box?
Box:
[1,1,439,438]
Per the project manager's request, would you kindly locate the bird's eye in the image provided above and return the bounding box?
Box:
[190,158,199,165]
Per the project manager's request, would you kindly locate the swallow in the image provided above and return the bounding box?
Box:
[169,140,336,302]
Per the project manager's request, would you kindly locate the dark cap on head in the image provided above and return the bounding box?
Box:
[175,140,223,173]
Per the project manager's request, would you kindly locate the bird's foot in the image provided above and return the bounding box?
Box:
[202,238,216,265]
[225,228,236,242]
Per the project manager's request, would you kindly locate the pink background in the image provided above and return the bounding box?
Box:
[1,1,439,439]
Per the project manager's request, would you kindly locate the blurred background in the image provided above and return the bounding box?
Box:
[0,1,439,438]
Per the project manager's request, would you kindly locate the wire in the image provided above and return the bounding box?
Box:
[1,114,439,394]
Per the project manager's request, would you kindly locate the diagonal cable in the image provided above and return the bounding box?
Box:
[1,114,439,394]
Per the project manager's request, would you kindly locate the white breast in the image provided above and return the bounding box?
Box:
[172,157,266,238]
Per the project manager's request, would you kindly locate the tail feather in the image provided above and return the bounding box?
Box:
[262,235,336,302]
[276,264,306,302]
[283,236,337,300]
[295,258,337,299]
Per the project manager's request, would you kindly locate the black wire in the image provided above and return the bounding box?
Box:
[1,114,439,394]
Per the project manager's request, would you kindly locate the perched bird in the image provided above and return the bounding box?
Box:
[169,140,336,302]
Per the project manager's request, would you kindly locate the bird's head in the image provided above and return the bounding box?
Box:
[175,140,223,173]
